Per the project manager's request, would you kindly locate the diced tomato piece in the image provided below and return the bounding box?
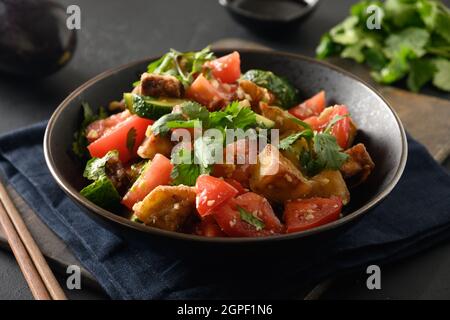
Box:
[213,192,283,237]
[121,154,173,210]
[195,175,239,217]
[87,115,153,163]
[186,74,224,110]
[205,51,241,84]
[224,179,247,195]
[195,216,226,237]
[283,197,342,233]
[288,91,326,120]
[304,105,351,149]
[86,110,133,143]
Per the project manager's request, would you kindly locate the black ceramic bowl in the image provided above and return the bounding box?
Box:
[220,0,320,33]
[44,49,407,245]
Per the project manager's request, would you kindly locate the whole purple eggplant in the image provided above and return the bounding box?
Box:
[0,0,77,77]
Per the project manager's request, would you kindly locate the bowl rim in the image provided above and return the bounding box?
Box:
[44,48,408,244]
[220,0,321,23]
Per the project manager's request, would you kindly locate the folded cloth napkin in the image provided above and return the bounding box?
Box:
[1,121,450,299]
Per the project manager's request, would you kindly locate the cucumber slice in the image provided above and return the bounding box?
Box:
[255,114,275,129]
[124,93,186,119]
[241,69,299,109]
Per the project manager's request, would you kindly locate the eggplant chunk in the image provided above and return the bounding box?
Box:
[260,104,306,135]
[133,185,196,231]
[238,80,275,111]
[340,143,375,187]
[250,144,313,203]
[310,170,350,205]
[137,132,173,160]
[139,72,184,98]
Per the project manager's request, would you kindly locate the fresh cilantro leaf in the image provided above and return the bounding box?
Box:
[170,147,211,186]
[384,0,424,28]
[144,47,215,88]
[427,34,450,58]
[341,42,367,63]
[72,103,107,159]
[280,116,349,176]
[300,148,323,177]
[238,206,265,231]
[330,16,360,45]
[313,133,349,171]
[364,46,388,71]
[407,58,437,91]
[80,176,121,210]
[316,33,343,59]
[83,150,119,181]
[171,164,205,186]
[181,101,210,122]
[150,112,185,136]
[126,127,137,155]
[432,58,450,91]
[223,101,257,129]
[207,101,257,131]
[384,27,430,59]
[279,130,314,150]
[372,46,412,84]
[417,0,450,42]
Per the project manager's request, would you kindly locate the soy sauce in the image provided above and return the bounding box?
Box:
[231,0,307,21]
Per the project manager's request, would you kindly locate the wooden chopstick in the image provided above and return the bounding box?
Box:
[0,181,67,300]
[0,202,51,299]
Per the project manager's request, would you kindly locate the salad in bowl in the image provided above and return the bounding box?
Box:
[72,47,375,238]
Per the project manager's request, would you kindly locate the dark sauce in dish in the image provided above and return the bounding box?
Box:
[230,0,308,20]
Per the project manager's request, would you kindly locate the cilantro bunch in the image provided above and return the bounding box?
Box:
[317,0,450,92]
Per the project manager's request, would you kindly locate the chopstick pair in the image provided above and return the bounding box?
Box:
[0,181,67,300]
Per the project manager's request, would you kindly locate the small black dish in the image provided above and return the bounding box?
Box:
[44,49,407,247]
[220,0,320,33]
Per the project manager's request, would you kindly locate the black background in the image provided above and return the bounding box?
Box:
[0,0,449,300]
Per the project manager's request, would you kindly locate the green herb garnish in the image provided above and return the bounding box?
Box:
[170,147,212,186]
[278,115,349,176]
[238,206,265,231]
[83,150,119,180]
[316,0,450,92]
[81,151,121,209]
[72,102,107,159]
[143,46,215,88]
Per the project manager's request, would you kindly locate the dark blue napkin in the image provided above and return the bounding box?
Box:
[0,121,450,299]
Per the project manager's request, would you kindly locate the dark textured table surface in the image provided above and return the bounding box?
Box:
[0,0,449,300]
